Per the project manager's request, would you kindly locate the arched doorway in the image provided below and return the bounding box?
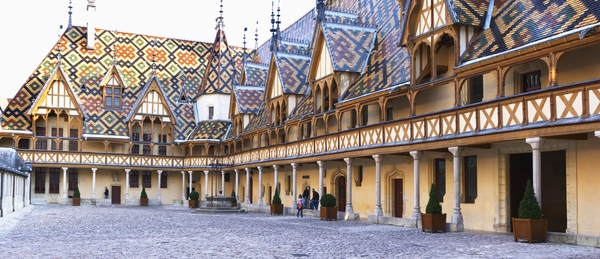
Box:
[337,176,346,212]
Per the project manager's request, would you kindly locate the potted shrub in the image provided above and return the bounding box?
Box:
[270,186,283,215]
[319,193,337,221]
[140,186,148,206]
[421,183,446,233]
[72,185,81,206]
[188,190,200,208]
[512,179,547,243]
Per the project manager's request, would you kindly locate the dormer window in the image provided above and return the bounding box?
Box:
[105,74,122,108]
[209,106,214,120]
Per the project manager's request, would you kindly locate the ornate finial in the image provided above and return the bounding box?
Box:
[68,0,73,29]
[57,25,63,66]
[243,27,247,50]
[254,21,259,50]
[152,39,157,75]
[216,0,225,30]
[276,0,281,34]
[270,1,276,36]
[317,0,326,22]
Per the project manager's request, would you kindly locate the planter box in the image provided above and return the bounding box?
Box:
[320,207,338,221]
[189,200,198,208]
[270,204,284,215]
[140,198,148,206]
[72,198,81,206]
[512,218,547,243]
[421,213,446,233]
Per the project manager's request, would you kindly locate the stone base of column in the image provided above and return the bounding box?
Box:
[245,197,251,204]
[450,209,464,232]
[344,212,360,221]
[412,207,422,220]
[374,206,383,217]
[258,199,263,206]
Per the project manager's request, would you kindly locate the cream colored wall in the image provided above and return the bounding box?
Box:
[81,141,105,152]
[415,83,454,115]
[365,103,380,125]
[557,44,600,86]
[386,96,410,120]
[288,127,299,142]
[504,60,548,96]
[482,73,497,101]
[575,134,600,236]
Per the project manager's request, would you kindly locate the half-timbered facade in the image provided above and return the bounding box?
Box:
[2,0,600,247]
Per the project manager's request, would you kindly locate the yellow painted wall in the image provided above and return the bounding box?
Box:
[557,44,600,86]
[415,83,454,115]
[575,135,600,236]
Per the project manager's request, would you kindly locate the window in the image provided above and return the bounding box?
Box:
[362,106,369,126]
[51,128,63,151]
[142,171,151,188]
[143,145,151,155]
[209,106,214,120]
[35,127,47,150]
[68,169,78,191]
[350,111,357,129]
[130,170,139,188]
[464,156,477,203]
[224,173,231,182]
[49,168,60,194]
[158,146,167,156]
[104,74,122,108]
[132,145,140,154]
[18,139,30,149]
[160,172,167,188]
[435,158,446,202]
[35,168,46,193]
[132,133,140,141]
[36,127,46,136]
[355,166,363,187]
[522,70,541,93]
[158,134,167,143]
[386,107,393,121]
[469,75,484,104]
[69,129,78,151]
[143,134,151,142]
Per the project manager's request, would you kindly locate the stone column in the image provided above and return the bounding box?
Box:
[410,151,423,220]
[344,158,355,218]
[204,170,209,200]
[157,170,162,201]
[188,171,193,196]
[273,165,279,195]
[125,169,130,200]
[221,170,225,197]
[526,137,545,207]
[448,147,464,232]
[245,168,251,203]
[291,163,298,209]
[317,161,325,208]
[235,169,240,202]
[257,166,263,205]
[62,167,68,200]
[91,168,97,199]
[372,155,384,216]
[181,171,186,200]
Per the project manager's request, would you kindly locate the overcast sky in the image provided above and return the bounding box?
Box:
[0,0,314,99]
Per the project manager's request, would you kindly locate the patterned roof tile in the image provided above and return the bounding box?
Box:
[322,23,378,73]
[288,91,314,120]
[234,86,265,114]
[275,52,311,95]
[189,120,231,140]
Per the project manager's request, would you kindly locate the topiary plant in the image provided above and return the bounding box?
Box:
[140,186,148,199]
[73,185,81,199]
[231,190,236,198]
[272,186,282,205]
[189,190,199,201]
[320,193,336,208]
[518,179,543,219]
[425,183,442,214]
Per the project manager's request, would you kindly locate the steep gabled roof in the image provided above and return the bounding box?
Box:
[188,120,232,140]
[244,104,269,133]
[449,0,490,27]
[243,62,269,87]
[199,28,236,95]
[288,91,314,120]
[27,65,87,118]
[274,52,311,95]
[233,86,265,114]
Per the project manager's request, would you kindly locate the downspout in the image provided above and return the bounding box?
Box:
[1,171,4,217]
[12,174,15,211]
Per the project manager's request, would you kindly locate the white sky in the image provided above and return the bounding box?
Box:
[0,0,314,99]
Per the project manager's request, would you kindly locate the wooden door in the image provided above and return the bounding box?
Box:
[249,176,253,204]
[111,186,121,204]
[338,176,346,212]
[394,179,403,217]
[268,186,272,205]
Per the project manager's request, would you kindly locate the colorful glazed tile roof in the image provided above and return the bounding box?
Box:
[322,22,378,73]
[450,0,490,27]
[189,120,232,140]
[199,28,236,95]
[243,63,268,87]
[244,104,268,133]
[234,86,264,114]
[274,52,311,95]
[288,91,314,120]
[461,0,600,63]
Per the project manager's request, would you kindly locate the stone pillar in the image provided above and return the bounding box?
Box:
[62,167,68,200]
[204,170,209,200]
[410,151,423,220]
[273,165,279,196]
[291,163,298,209]
[221,170,225,197]
[526,137,545,207]
[245,168,251,204]
[188,171,193,196]
[257,166,263,205]
[181,171,186,200]
[125,169,130,200]
[448,147,464,232]
[91,168,97,199]
[344,158,354,217]
[317,161,325,210]
[235,169,240,202]
[157,170,162,201]
[372,155,384,216]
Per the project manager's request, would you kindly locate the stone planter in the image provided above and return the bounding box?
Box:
[421,213,446,233]
[72,198,81,206]
[270,204,284,215]
[320,206,337,221]
[140,198,148,206]
[512,218,547,243]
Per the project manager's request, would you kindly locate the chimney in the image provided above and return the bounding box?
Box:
[86,0,96,50]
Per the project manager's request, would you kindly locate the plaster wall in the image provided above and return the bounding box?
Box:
[415,83,454,115]
[196,94,231,121]
[575,134,600,236]
[557,44,600,86]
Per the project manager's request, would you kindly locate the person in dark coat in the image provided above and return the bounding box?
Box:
[310,188,320,210]
[302,186,310,210]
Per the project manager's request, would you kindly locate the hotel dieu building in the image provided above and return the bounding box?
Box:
[2,0,600,246]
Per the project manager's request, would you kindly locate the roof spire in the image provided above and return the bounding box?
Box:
[316,0,326,22]
[269,0,278,52]
[216,0,225,30]
[67,0,73,29]
[254,21,259,50]
[276,0,281,35]
[151,38,157,76]
[243,27,248,63]
[57,25,63,67]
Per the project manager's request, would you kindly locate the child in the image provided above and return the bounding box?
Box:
[297,194,304,218]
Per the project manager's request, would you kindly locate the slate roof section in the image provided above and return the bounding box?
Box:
[0,148,31,176]
[461,0,600,64]
[243,63,268,87]
[274,52,311,95]
[234,86,265,114]
[288,91,314,120]
[199,28,236,95]
[322,22,378,73]
[244,104,269,133]
[449,0,490,27]
[189,120,232,140]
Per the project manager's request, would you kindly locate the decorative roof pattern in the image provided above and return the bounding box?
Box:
[325,10,360,25]
[288,91,314,120]
[244,63,268,86]
[200,29,236,95]
[322,23,378,73]
[244,104,269,133]
[234,86,264,114]
[450,0,490,27]
[278,40,311,56]
[275,52,311,95]
[189,120,231,140]
[461,0,600,63]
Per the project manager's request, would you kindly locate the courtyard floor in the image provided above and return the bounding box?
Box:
[0,204,598,258]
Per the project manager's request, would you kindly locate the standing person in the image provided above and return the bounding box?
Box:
[310,188,320,210]
[297,194,304,218]
[302,186,310,210]
[104,187,109,199]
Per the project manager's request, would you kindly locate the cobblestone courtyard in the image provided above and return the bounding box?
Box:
[0,205,598,258]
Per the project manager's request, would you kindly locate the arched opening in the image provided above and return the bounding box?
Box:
[315,87,323,113]
[278,129,286,144]
[315,118,326,136]
[361,103,381,126]
[504,60,549,97]
[458,72,497,105]
[323,82,330,112]
[414,43,432,84]
[326,115,338,134]
[330,80,339,108]
[384,95,410,121]
[433,33,455,79]
[341,109,358,130]
[556,43,600,86]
